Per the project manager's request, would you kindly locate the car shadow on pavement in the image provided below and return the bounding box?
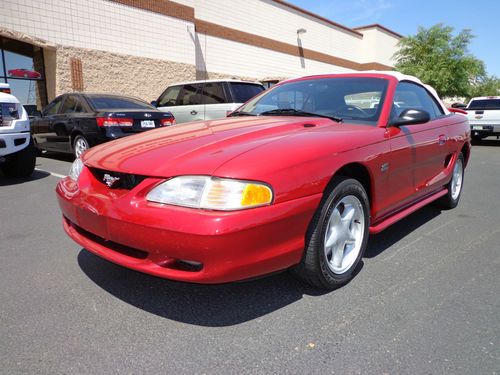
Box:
[471,139,500,146]
[77,249,338,326]
[39,151,75,162]
[365,205,441,258]
[0,169,50,186]
[77,206,440,326]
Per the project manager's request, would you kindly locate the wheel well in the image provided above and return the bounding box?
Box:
[70,131,83,150]
[461,143,470,167]
[326,163,372,204]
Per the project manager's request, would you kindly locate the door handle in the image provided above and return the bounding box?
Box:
[438,134,447,145]
[190,110,198,115]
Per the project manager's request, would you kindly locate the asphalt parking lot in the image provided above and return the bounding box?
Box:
[1,141,499,374]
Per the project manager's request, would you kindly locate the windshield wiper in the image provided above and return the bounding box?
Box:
[259,108,343,123]
[227,111,257,117]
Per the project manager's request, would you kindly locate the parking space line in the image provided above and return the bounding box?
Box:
[35,168,66,179]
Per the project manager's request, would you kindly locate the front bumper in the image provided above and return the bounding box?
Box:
[470,123,500,138]
[0,131,30,156]
[56,168,321,283]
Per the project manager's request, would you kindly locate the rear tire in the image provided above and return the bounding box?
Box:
[2,137,36,177]
[436,153,464,209]
[292,176,370,290]
[73,135,89,158]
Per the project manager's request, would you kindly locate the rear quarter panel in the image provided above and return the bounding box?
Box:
[448,113,471,164]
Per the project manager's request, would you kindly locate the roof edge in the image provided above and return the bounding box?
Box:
[353,24,403,39]
[272,0,364,37]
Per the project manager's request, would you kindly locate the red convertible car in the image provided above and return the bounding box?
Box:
[56,72,470,289]
[8,68,41,79]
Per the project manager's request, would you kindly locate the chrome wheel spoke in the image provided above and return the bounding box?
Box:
[323,195,365,275]
[325,210,341,248]
[347,230,357,244]
[332,244,344,268]
[342,205,355,223]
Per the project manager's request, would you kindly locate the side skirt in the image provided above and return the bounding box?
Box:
[369,188,448,234]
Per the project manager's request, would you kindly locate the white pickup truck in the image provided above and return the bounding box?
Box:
[0,86,36,177]
[465,96,500,141]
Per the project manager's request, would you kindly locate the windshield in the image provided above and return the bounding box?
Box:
[89,96,154,110]
[236,77,389,125]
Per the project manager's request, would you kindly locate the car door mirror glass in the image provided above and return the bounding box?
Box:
[391,109,430,126]
[150,100,157,107]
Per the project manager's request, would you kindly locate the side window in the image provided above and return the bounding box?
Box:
[60,96,78,114]
[229,83,265,103]
[392,82,442,121]
[73,97,86,113]
[201,83,227,104]
[43,96,63,116]
[158,86,181,107]
[179,84,203,106]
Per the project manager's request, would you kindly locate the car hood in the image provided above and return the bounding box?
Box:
[83,116,367,177]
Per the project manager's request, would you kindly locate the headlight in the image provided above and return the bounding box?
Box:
[146,176,273,210]
[0,102,21,126]
[68,158,84,181]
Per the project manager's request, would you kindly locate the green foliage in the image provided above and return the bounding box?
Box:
[469,76,500,98]
[393,24,486,98]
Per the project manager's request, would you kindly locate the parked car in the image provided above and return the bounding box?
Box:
[153,79,265,123]
[8,68,41,79]
[463,96,500,141]
[56,72,470,289]
[32,93,175,157]
[0,90,36,177]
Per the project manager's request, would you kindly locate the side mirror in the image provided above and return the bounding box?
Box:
[150,100,157,107]
[391,109,430,126]
[451,102,466,109]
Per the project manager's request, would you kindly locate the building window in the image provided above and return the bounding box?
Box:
[0,36,48,115]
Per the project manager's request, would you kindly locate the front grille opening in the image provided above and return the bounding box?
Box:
[168,259,203,272]
[67,217,204,273]
[88,167,147,190]
[68,218,148,260]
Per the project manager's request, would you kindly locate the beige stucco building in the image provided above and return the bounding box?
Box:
[0,0,402,109]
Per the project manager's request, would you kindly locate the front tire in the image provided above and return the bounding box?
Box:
[292,176,370,289]
[2,137,36,177]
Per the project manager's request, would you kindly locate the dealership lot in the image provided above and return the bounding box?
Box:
[1,143,499,373]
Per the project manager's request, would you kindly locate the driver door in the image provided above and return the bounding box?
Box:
[382,81,451,216]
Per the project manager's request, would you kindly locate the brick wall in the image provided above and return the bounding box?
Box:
[56,47,196,101]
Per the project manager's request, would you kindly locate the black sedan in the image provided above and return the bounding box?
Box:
[31,93,175,157]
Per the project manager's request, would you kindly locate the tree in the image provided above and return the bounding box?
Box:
[469,76,500,98]
[393,24,486,98]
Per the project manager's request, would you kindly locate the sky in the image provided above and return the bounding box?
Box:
[288,0,499,77]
